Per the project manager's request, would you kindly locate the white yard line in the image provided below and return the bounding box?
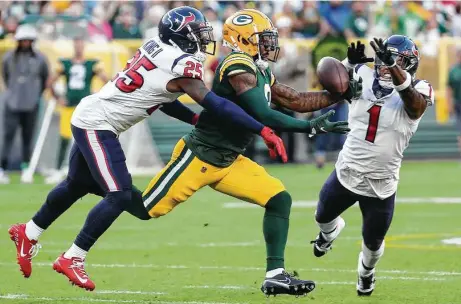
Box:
[1,262,460,277]
[223,197,461,208]
[97,290,166,295]
[0,294,246,304]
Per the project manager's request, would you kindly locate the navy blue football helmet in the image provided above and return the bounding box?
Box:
[375,35,420,81]
[158,6,216,56]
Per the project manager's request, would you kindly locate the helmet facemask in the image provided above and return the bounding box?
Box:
[250,27,280,70]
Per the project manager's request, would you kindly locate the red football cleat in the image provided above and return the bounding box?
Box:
[53,254,95,291]
[8,223,41,278]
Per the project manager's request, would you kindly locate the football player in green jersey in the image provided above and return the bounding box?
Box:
[47,37,108,183]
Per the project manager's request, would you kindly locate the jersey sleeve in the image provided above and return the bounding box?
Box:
[171,54,204,81]
[414,80,435,106]
[217,53,257,83]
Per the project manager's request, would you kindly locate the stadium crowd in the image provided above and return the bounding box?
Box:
[0,1,460,52]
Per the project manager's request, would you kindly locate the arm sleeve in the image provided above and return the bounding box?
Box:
[414,80,435,106]
[200,91,264,134]
[237,86,310,132]
[160,100,199,125]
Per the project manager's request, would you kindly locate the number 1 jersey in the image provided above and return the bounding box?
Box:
[71,37,204,134]
[336,64,434,199]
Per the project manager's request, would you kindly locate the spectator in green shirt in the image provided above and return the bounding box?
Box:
[112,5,142,39]
[345,1,368,38]
[447,48,461,155]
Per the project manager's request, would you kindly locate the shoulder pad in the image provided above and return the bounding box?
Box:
[218,52,257,82]
[171,54,204,80]
[414,80,434,106]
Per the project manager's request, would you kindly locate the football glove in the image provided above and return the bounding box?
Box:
[342,69,363,102]
[347,41,374,65]
[308,110,350,135]
[260,127,287,163]
[370,37,395,66]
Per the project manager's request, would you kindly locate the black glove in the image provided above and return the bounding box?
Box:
[308,110,350,135]
[342,69,363,102]
[347,41,374,65]
[370,37,395,66]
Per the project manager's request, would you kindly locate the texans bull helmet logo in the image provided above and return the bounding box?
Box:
[168,11,196,32]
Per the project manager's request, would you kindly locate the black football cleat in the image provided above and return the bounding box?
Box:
[310,217,345,257]
[261,271,315,297]
[357,272,375,296]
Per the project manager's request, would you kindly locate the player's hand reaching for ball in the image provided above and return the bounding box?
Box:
[370,38,395,67]
[308,110,350,135]
[260,127,288,163]
[342,69,363,102]
[347,41,374,65]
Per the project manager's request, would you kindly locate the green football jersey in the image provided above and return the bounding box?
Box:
[184,52,275,168]
[60,59,99,106]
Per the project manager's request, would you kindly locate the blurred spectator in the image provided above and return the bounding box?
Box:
[204,7,223,43]
[447,48,461,157]
[452,3,461,36]
[113,4,142,39]
[293,1,322,38]
[222,4,238,20]
[318,1,352,35]
[397,2,430,37]
[140,5,166,39]
[3,15,19,39]
[270,16,309,163]
[88,5,113,43]
[0,25,49,183]
[345,1,369,38]
[273,2,297,32]
[416,14,441,57]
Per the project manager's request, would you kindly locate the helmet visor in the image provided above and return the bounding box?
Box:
[257,30,280,62]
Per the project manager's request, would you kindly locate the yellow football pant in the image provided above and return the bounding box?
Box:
[143,139,286,218]
[59,106,76,139]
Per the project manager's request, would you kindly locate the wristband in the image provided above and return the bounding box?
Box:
[395,72,411,91]
[341,59,356,71]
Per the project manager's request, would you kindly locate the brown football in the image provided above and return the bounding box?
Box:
[316,57,350,95]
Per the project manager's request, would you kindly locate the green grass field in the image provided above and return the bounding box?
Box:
[1,161,461,304]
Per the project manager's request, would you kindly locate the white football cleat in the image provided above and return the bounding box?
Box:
[356,252,376,296]
[311,217,346,257]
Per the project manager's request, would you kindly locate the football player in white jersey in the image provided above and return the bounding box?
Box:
[309,36,434,296]
[7,6,289,289]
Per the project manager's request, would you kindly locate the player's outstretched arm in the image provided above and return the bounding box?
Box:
[228,72,350,134]
[270,76,362,113]
[159,100,199,125]
[370,38,428,120]
[173,77,288,162]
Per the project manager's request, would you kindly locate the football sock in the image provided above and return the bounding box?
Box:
[266,268,284,278]
[32,178,87,230]
[359,241,385,276]
[25,220,44,241]
[74,191,128,251]
[316,216,340,241]
[263,191,292,272]
[64,243,87,260]
[57,137,70,169]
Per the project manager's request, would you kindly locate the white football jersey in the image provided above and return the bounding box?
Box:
[336,64,434,199]
[71,37,204,134]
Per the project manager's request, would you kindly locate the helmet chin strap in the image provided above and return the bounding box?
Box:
[253,24,268,70]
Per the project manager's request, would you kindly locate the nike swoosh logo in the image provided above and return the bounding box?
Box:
[72,268,88,284]
[20,240,27,257]
[320,127,327,133]
[266,280,291,289]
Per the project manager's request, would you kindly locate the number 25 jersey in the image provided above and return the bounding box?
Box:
[336,64,434,199]
[71,37,204,134]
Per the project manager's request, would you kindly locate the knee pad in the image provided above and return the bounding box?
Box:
[106,190,132,210]
[364,239,385,252]
[265,191,292,219]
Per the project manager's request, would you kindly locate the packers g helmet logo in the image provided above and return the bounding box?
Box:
[232,14,253,25]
